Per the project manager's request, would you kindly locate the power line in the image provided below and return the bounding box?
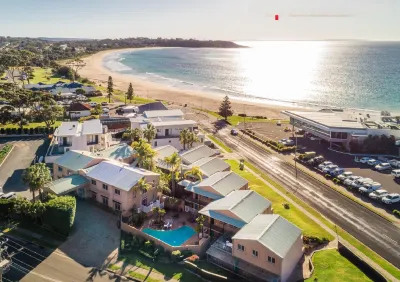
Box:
[5,238,47,260]
[2,277,13,282]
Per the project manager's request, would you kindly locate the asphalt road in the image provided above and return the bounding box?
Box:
[216,127,400,269]
[2,236,119,282]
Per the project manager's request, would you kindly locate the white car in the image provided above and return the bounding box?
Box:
[102,107,110,113]
[358,182,382,194]
[369,189,388,200]
[337,171,353,181]
[343,176,360,186]
[359,157,372,164]
[322,164,338,174]
[391,169,400,178]
[330,168,344,176]
[1,192,16,199]
[89,102,98,107]
[318,161,333,170]
[388,159,400,168]
[382,193,400,204]
[350,178,373,189]
[367,159,380,166]
[375,163,391,171]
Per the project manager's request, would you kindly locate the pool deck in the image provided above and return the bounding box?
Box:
[139,211,200,246]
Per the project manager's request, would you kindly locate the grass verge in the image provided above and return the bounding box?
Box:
[0,144,13,164]
[207,135,233,153]
[128,271,161,282]
[306,249,373,282]
[0,121,62,129]
[226,160,333,240]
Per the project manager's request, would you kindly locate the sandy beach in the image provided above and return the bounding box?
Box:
[80,48,302,119]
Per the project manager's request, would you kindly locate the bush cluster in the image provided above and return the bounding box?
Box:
[0,127,55,135]
[241,129,296,152]
[42,196,76,235]
[78,115,99,122]
[393,210,400,217]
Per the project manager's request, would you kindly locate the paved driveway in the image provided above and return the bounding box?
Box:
[57,200,120,267]
[0,138,46,197]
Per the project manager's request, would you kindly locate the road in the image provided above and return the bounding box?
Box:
[215,127,400,269]
[2,236,119,282]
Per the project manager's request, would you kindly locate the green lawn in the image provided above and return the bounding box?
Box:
[128,271,161,282]
[0,144,13,164]
[0,121,62,129]
[306,249,373,282]
[207,135,233,153]
[30,67,69,84]
[226,160,333,241]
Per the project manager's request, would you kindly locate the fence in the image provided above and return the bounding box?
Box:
[121,222,210,256]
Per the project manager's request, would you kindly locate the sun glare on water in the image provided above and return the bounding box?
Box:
[236,41,327,102]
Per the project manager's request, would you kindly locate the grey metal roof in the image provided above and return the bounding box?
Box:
[151,119,196,127]
[154,145,179,170]
[94,143,135,161]
[143,109,184,118]
[81,119,103,135]
[86,160,159,191]
[190,157,230,177]
[196,171,248,197]
[137,102,168,114]
[180,145,218,164]
[199,190,271,224]
[55,122,80,136]
[54,150,97,172]
[232,214,302,258]
[48,174,89,195]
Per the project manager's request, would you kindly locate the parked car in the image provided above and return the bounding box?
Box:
[359,157,372,164]
[369,189,389,200]
[318,161,333,170]
[350,178,373,189]
[391,169,400,178]
[101,102,108,106]
[375,163,391,171]
[337,171,353,181]
[102,107,110,113]
[382,193,400,204]
[307,156,324,166]
[89,102,98,107]
[322,164,338,174]
[359,182,382,194]
[1,192,16,200]
[388,159,400,168]
[344,176,361,186]
[231,129,238,136]
[367,159,380,166]
[330,168,345,176]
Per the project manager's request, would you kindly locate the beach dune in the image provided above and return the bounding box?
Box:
[80,48,299,119]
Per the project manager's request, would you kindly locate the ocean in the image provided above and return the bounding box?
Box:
[103,41,400,112]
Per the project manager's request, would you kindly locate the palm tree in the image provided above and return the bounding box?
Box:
[157,173,171,196]
[13,196,31,217]
[132,139,157,169]
[184,166,203,181]
[164,152,182,196]
[179,129,191,150]
[188,131,199,148]
[131,128,143,142]
[29,201,47,223]
[143,124,157,144]
[23,163,52,202]
[195,215,206,239]
[134,178,152,195]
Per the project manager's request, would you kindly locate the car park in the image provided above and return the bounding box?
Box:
[343,176,361,186]
[388,159,400,168]
[367,159,381,166]
[359,182,382,194]
[359,157,372,164]
[391,169,400,178]
[382,193,400,204]
[322,164,338,174]
[318,161,333,170]
[375,163,391,171]
[350,178,373,189]
[369,189,389,200]
[307,156,324,166]
[337,171,353,181]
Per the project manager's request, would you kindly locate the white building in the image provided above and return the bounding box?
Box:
[130,109,204,150]
[66,103,92,119]
[46,119,112,163]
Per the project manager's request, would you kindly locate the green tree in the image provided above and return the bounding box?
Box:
[179,128,191,150]
[0,50,33,83]
[187,131,199,148]
[143,123,157,143]
[184,166,203,181]
[127,83,134,104]
[23,66,34,84]
[134,177,152,196]
[66,58,86,81]
[13,196,32,217]
[195,215,206,239]
[107,76,113,103]
[156,173,171,196]
[75,88,86,95]
[31,94,63,129]
[131,128,143,142]
[163,152,181,196]
[90,104,102,115]
[23,163,52,202]
[218,95,233,121]
[29,201,47,223]
[131,139,157,168]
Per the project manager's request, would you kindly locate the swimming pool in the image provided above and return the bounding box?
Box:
[142,226,196,246]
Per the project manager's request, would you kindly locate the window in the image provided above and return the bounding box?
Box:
[154,141,157,147]
[102,196,108,206]
[237,244,244,252]
[102,184,108,190]
[91,179,96,185]
[91,191,97,200]
[58,166,62,172]
[252,250,258,257]
[268,256,275,264]
[114,201,121,211]
[115,189,120,195]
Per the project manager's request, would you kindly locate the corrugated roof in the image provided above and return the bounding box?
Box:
[95,143,135,160]
[180,145,217,164]
[48,174,89,195]
[190,157,230,177]
[137,102,168,114]
[86,160,159,191]
[55,122,80,136]
[143,109,184,118]
[232,214,302,258]
[199,190,271,225]
[208,211,246,228]
[68,102,91,112]
[151,119,196,127]
[196,171,248,197]
[81,119,103,135]
[54,150,97,172]
[155,145,179,170]
[185,186,223,200]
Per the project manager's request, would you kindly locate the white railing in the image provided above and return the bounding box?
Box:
[138,200,164,213]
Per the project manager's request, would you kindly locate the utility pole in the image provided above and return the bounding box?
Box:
[0,237,11,281]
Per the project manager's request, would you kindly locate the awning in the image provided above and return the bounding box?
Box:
[47,175,89,195]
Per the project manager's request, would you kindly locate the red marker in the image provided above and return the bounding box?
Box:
[275,14,279,21]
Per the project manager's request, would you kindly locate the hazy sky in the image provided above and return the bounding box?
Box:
[0,0,399,40]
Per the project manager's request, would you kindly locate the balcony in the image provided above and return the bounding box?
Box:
[185,196,210,208]
[87,141,99,145]
[155,134,180,139]
[137,200,164,213]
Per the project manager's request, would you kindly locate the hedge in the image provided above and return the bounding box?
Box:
[0,198,15,216]
[393,210,400,218]
[42,196,76,235]
[0,126,55,135]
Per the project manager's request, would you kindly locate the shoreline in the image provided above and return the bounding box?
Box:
[80,48,310,119]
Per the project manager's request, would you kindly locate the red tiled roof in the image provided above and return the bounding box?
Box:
[68,103,91,112]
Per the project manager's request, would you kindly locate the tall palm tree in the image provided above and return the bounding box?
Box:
[164,152,182,196]
[131,128,143,142]
[188,131,199,148]
[157,173,171,197]
[184,166,203,181]
[132,139,157,169]
[195,215,206,239]
[143,124,157,144]
[133,177,152,195]
[23,163,52,202]
[179,129,191,150]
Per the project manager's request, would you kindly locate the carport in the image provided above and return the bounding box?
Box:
[46,174,89,197]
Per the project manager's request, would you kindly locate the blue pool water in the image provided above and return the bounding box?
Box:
[142,226,196,246]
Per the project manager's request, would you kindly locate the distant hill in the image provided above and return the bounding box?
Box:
[38,37,92,42]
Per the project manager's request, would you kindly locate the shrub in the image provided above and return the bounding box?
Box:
[283,203,290,209]
[171,250,181,262]
[17,128,22,134]
[238,113,247,117]
[121,239,125,250]
[11,128,17,134]
[34,127,39,134]
[79,115,99,122]
[0,198,14,216]
[29,128,34,135]
[393,210,400,218]
[42,196,76,235]
[325,174,331,179]
[181,250,193,258]
[23,128,28,134]
[0,128,4,134]
[144,240,154,251]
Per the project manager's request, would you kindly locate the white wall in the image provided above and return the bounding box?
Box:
[69,110,91,119]
[281,236,304,282]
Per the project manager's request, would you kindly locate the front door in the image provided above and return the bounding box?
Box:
[165,129,169,136]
